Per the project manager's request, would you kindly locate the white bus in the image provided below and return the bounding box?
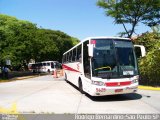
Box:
[40,61,62,73]
[28,61,62,73]
[62,37,145,96]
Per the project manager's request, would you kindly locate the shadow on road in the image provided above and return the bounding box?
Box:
[86,93,142,102]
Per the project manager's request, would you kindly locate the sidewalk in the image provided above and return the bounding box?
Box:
[0,71,48,82]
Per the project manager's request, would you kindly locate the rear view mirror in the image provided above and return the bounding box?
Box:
[134,45,146,58]
[87,44,94,57]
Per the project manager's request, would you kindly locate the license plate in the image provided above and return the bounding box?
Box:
[123,71,134,75]
[115,89,123,93]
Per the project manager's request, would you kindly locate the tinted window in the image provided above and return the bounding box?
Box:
[72,48,76,62]
[67,53,70,62]
[92,39,138,78]
[62,55,65,63]
[43,63,46,66]
[77,44,82,62]
[47,62,50,66]
[51,62,54,68]
[83,40,90,78]
[69,51,73,62]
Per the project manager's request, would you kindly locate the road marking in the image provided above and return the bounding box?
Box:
[138,86,160,91]
[0,102,18,114]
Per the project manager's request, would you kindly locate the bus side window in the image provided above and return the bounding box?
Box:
[70,50,73,62]
[75,48,77,61]
[67,53,70,63]
[65,54,67,63]
[47,62,50,66]
[43,63,46,66]
[77,44,82,62]
[51,62,54,68]
[62,55,65,63]
[72,49,76,62]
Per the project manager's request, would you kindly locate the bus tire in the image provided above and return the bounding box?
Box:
[78,79,84,94]
[47,69,50,73]
[65,73,68,82]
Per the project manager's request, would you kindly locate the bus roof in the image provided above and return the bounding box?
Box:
[63,36,131,55]
[84,36,130,41]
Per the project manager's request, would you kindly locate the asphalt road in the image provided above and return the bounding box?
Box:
[0,75,159,114]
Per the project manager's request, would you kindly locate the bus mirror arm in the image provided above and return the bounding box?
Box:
[87,44,94,57]
[134,45,146,58]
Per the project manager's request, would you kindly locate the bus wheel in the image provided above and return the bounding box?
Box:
[65,73,68,82]
[47,69,50,73]
[78,79,84,94]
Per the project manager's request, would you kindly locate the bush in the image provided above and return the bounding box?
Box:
[134,32,160,86]
[139,44,160,86]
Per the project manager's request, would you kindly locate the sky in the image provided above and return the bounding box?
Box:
[0,0,151,40]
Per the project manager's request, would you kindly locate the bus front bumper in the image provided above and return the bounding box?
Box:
[87,83,138,96]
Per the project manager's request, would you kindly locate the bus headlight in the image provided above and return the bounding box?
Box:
[132,75,139,84]
[92,81,104,86]
[132,79,138,84]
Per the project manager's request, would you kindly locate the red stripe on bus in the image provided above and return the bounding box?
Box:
[120,81,131,86]
[106,81,131,87]
[106,82,118,86]
[62,64,80,73]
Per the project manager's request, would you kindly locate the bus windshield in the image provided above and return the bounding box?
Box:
[91,39,138,79]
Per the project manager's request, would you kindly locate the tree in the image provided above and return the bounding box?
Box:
[133,31,160,86]
[0,14,80,70]
[138,41,160,86]
[134,32,160,52]
[0,14,38,70]
[151,24,160,37]
[35,29,78,62]
[97,0,160,38]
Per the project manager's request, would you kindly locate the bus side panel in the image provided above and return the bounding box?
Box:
[63,62,82,87]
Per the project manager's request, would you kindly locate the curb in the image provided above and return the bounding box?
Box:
[0,75,43,83]
[138,85,160,91]
[11,75,40,80]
